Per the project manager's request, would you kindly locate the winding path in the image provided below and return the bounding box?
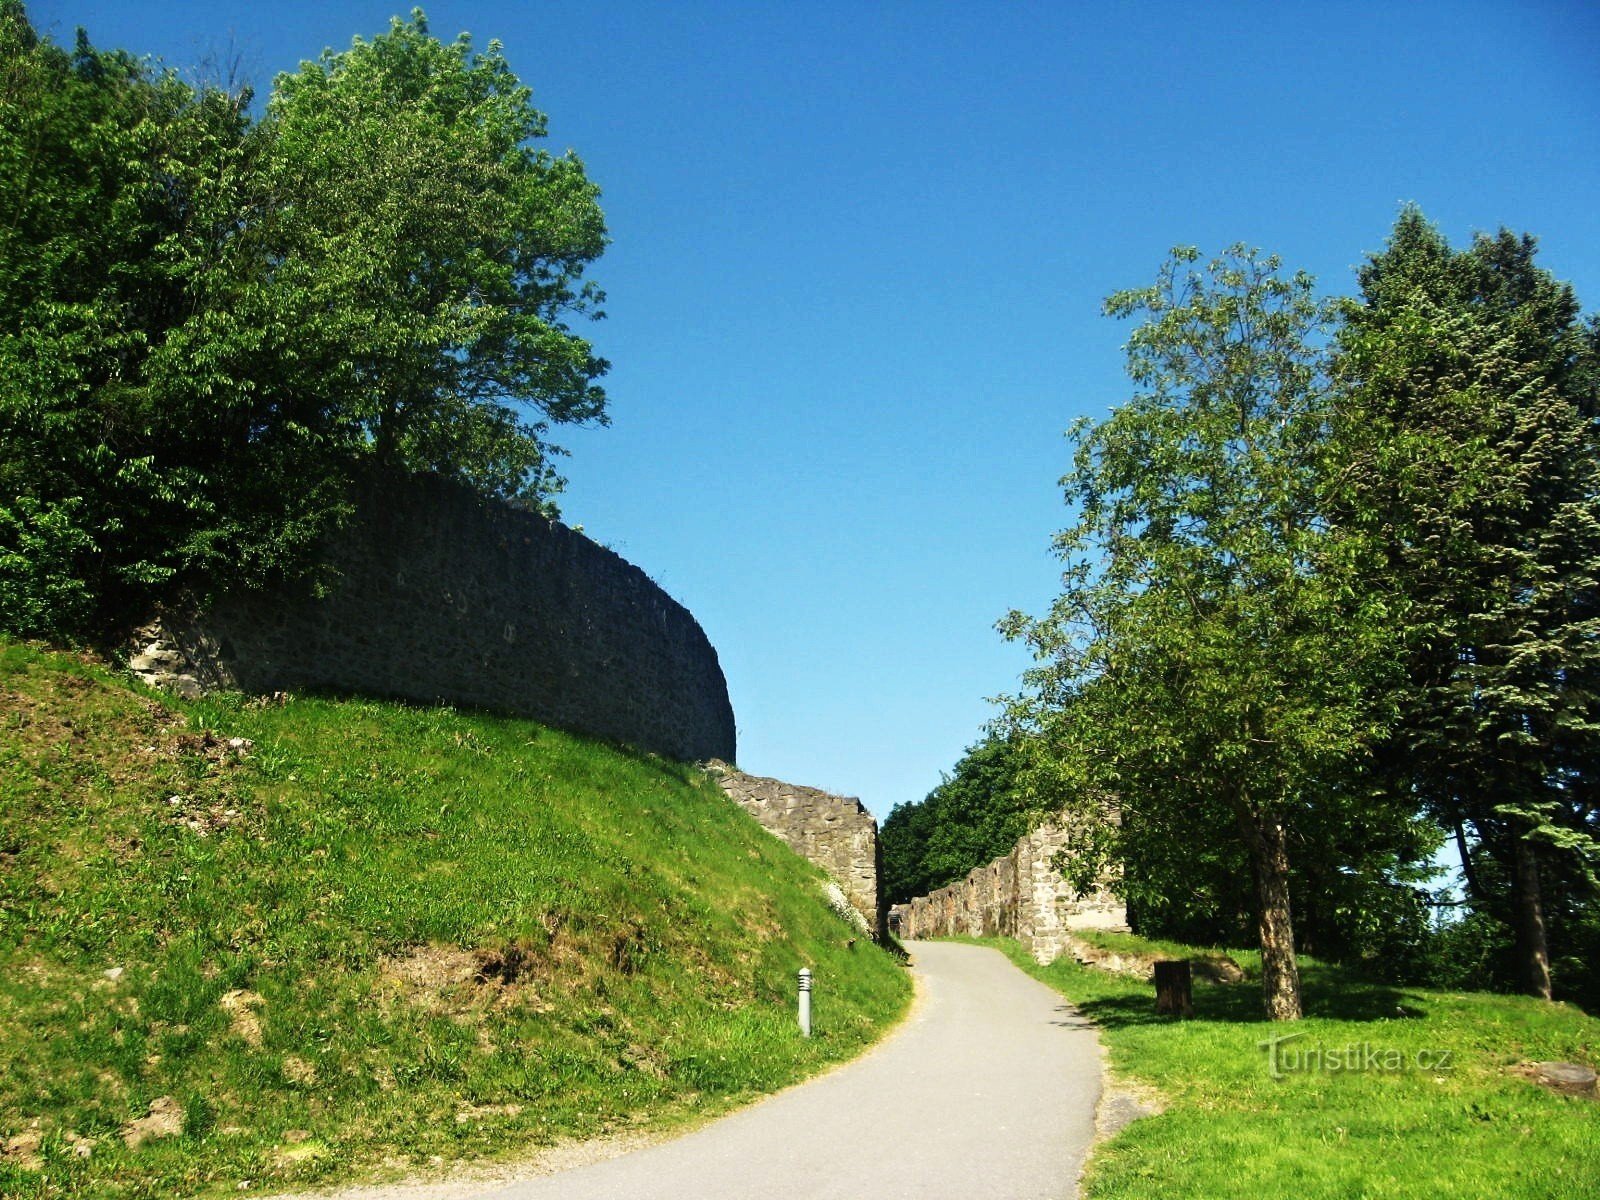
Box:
[477,940,1102,1200]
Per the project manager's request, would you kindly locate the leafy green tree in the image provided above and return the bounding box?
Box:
[1336,209,1600,1000]
[880,794,937,907]
[212,8,610,506]
[1002,246,1410,1020]
[880,735,1034,905]
[1,4,610,639]
[0,1,268,636]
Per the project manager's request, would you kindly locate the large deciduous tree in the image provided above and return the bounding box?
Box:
[1002,247,1408,1020]
[232,9,610,505]
[1,0,262,636]
[0,4,611,640]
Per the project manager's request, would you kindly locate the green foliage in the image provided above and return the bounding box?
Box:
[880,735,1035,905]
[1337,208,1600,999]
[988,220,1598,1011]
[0,4,608,640]
[0,496,98,639]
[0,1,277,634]
[976,933,1600,1200]
[211,9,609,502]
[0,639,910,1198]
[1001,245,1424,1019]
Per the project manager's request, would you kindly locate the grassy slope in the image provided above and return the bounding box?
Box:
[974,933,1598,1200]
[0,640,910,1198]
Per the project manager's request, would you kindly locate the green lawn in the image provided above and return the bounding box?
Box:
[0,640,911,1198]
[973,934,1598,1200]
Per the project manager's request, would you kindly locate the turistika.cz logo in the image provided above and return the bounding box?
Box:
[1258,1031,1454,1080]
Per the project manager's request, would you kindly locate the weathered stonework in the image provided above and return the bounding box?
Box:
[888,823,1126,964]
[129,473,736,764]
[706,762,881,937]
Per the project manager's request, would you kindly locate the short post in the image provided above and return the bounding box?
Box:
[1154,960,1193,1018]
[797,967,812,1037]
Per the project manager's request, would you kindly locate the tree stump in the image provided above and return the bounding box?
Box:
[1534,1061,1597,1096]
[1154,960,1193,1018]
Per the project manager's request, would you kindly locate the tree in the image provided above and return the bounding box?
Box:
[880,735,1034,905]
[1002,246,1409,1020]
[1336,209,1600,1000]
[1,1,268,636]
[209,8,610,507]
[1,5,611,639]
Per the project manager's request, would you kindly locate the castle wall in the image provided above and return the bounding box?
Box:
[130,473,736,764]
[888,823,1126,964]
[706,763,881,936]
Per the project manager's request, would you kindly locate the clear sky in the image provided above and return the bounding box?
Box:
[28,1,1600,817]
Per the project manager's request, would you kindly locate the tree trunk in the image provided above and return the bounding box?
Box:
[1513,832,1553,1001]
[1452,814,1484,902]
[373,395,404,474]
[1245,814,1303,1021]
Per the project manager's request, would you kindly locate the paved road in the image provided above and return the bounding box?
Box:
[477,940,1102,1200]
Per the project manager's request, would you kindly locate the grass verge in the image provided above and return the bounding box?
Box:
[967,934,1598,1200]
[0,639,911,1198]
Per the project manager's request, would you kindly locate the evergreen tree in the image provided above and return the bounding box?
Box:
[1336,209,1600,999]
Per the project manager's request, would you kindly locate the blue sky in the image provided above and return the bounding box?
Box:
[29,1,1600,817]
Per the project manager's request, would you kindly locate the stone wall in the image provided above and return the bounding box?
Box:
[888,823,1126,964]
[706,763,881,936]
[130,473,736,764]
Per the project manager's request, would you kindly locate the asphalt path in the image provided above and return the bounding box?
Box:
[475,940,1102,1200]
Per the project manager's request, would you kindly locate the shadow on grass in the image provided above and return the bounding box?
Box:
[1067,964,1422,1030]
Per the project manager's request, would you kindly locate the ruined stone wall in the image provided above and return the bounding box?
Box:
[706,763,881,936]
[131,473,736,764]
[888,823,1125,964]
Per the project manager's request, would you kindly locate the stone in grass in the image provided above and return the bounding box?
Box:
[1533,1061,1597,1096]
[120,1096,185,1149]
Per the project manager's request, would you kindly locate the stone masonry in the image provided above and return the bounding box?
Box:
[889,823,1126,964]
[128,472,736,764]
[706,762,882,937]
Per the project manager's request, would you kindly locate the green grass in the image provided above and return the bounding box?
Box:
[968,934,1598,1200]
[0,639,911,1198]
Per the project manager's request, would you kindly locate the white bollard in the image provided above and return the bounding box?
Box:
[798,967,812,1038]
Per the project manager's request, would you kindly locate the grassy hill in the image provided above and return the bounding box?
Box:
[977,931,1598,1199]
[0,640,911,1198]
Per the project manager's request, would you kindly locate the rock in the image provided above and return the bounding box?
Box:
[1194,954,1247,984]
[120,1096,184,1148]
[129,650,184,672]
[103,966,124,981]
[170,674,205,701]
[227,737,254,753]
[1534,1061,1598,1095]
